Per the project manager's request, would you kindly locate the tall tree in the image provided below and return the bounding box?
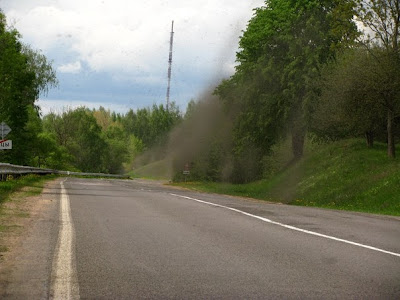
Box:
[355,0,400,157]
[216,0,358,160]
[310,48,388,146]
[122,103,181,148]
[0,10,57,164]
[102,125,129,174]
[43,108,108,172]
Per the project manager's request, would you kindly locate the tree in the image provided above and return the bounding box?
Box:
[0,10,57,164]
[310,48,388,146]
[149,103,181,147]
[93,106,114,131]
[184,99,197,120]
[216,0,358,160]
[43,108,108,172]
[102,126,129,174]
[121,103,182,148]
[355,0,400,157]
[356,0,399,50]
[22,45,58,104]
[124,134,144,170]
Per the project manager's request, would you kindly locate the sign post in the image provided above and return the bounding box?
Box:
[0,140,12,150]
[183,162,190,182]
[0,122,12,150]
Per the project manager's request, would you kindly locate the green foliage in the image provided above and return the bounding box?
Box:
[91,106,143,173]
[43,108,108,172]
[295,139,400,215]
[24,105,72,169]
[310,48,385,141]
[173,139,227,182]
[0,174,56,204]
[124,134,144,169]
[37,103,180,174]
[172,139,400,216]
[122,102,182,148]
[22,45,58,99]
[216,0,358,162]
[170,97,239,182]
[355,0,400,50]
[353,0,400,157]
[102,126,129,174]
[310,46,400,156]
[184,99,197,120]
[0,10,57,165]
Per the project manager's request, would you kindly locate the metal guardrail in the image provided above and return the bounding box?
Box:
[56,170,129,179]
[0,163,129,180]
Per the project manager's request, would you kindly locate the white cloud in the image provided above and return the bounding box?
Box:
[3,0,264,109]
[4,0,263,73]
[58,61,82,74]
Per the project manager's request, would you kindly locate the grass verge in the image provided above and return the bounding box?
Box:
[0,175,57,205]
[170,139,400,216]
[0,174,56,255]
[128,159,172,180]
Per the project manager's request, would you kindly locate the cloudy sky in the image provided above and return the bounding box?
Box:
[1,0,264,115]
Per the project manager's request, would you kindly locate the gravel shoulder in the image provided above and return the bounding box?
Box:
[0,178,61,298]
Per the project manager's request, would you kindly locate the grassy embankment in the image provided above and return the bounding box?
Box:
[0,175,56,205]
[169,139,400,216]
[0,175,56,253]
[128,159,172,180]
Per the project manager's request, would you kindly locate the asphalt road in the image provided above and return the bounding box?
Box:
[3,177,400,299]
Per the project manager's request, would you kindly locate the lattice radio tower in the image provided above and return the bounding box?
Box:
[166,20,174,110]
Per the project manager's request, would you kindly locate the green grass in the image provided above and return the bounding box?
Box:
[295,139,400,215]
[170,139,400,216]
[0,174,56,204]
[128,159,172,180]
[0,175,56,256]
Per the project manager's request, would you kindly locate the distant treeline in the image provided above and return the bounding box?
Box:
[1,102,183,174]
[38,104,182,173]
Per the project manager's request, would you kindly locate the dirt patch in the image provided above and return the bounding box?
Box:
[0,178,62,297]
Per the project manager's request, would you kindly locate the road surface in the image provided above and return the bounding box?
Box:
[1,177,400,299]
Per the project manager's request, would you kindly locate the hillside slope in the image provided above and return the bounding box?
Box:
[293,139,399,215]
[173,139,400,216]
[128,159,172,180]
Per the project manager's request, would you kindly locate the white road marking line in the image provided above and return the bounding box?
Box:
[51,181,80,299]
[170,193,400,258]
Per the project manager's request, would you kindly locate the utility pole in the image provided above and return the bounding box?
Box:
[166,20,174,111]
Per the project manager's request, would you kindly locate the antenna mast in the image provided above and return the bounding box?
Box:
[166,20,174,110]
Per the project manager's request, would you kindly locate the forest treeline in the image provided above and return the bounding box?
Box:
[40,104,182,173]
[1,1,399,180]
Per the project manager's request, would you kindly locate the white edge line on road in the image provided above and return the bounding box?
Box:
[170,193,400,258]
[50,180,80,299]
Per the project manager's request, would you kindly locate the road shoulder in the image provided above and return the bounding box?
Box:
[0,178,61,298]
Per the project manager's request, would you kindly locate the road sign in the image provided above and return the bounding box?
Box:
[0,139,12,149]
[183,162,190,176]
[0,122,11,139]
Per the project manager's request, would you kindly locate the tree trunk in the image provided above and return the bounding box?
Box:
[292,127,306,160]
[387,108,395,158]
[365,131,374,148]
